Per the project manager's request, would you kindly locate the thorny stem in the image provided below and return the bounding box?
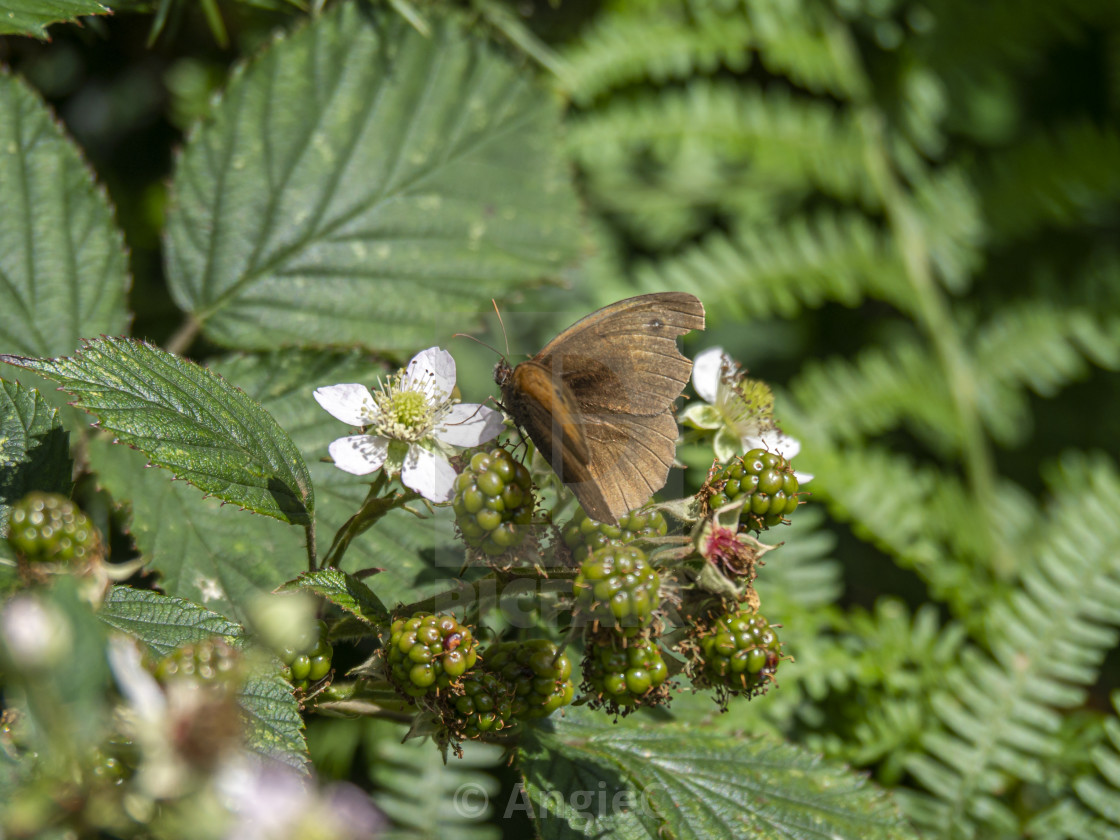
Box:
[304,519,317,574]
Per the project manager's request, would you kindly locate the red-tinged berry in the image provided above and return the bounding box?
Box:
[485,639,574,720]
[453,449,535,556]
[705,449,801,531]
[574,545,660,635]
[582,635,670,714]
[385,613,479,698]
[561,506,669,564]
[6,492,98,565]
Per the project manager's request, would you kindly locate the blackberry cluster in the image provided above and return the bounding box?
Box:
[583,635,670,712]
[561,506,668,564]
[706,449,801,531]
[278,620,333,690]
[452,671,515,739]
[485,639,574,719]
[574,545,660,635]
[386,613,479,698]
[453,449,535,556]
[153,638,242,687]
[698,609,781,697]
[6,492,98,564]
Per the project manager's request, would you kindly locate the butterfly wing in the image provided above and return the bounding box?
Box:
[532,292,706,523]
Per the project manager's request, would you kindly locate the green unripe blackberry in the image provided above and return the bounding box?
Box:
[153,638,242,688]
[386,613,479,698]
[699,609,781,697]
[574,545,660,635]
[6,491,98,564]
[453,449,535,556]
[583,636,669,711]
[450,670,515,739]
[278,620,334,690]
[485,639,575,720]
[561,506,669,564]
[706,449,801,531]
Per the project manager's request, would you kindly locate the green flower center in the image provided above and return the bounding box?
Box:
[387,389,429,427]
[371,371,450,444]
[721,377,774,431]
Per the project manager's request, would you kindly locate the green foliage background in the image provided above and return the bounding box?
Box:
[2,0,1120,838]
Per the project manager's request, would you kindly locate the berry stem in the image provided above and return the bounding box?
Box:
[320,473,418,569]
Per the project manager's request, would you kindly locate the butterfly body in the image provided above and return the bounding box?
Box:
[495,292,705,524]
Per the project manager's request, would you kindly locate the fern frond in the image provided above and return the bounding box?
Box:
[1072,696,1120,837]
[818,603,966,771]
[973,303,1120,446]
[365,720,503,839]
[756,507,843,611]
[900,454,1120,840]
[561,3,754,105]
[1026,796,1120,840]
[912,166,985,293]
[566,82,876,208]
[561,0,865,105]
[778,419,1034,615]
[978,121,1120,241]
[789,335,959,453]
[737,0,866,99]
[636,210,913,318]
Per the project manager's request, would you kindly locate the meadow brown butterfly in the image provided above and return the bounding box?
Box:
[494,292,705,525]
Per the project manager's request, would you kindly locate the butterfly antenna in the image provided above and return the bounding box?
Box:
[451,332,503,358]
[492,299,511,358]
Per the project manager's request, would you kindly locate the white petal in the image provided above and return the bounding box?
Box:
[313,384,378,426]
[692,347,728,404]
[755,429,801,459]
[744,430,811,483]
[403,347,456,403]
[327,435,389,475]
[435,404,505,447]
[401,445,457,502]
[107,636,166,723]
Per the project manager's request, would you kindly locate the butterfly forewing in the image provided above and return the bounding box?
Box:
[536,292,704,415]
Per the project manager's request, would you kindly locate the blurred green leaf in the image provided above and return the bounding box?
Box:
[0,380,71,547]
[278,569,388,625]
[521,708,916,840]
[87,437,306,623]
[239,670,309,772]
[2,578,113,755]
[99,585,246,655]
[165,4,582,352]
[0,72,129,353]
[99,585,307,769]
[4,337,314,526]
[0,0,109,38]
